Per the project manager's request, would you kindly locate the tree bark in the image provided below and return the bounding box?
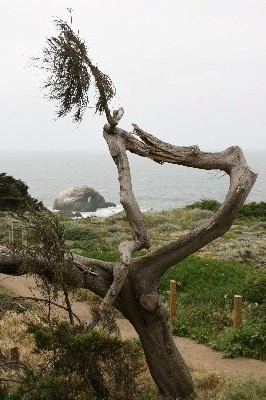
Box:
[115,283,195,399]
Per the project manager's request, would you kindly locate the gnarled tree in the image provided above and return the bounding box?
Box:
[0,18,257,400]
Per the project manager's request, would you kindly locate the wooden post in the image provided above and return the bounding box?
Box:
[9,218,14,245]
[22,228,27,247]
[232,295,242,328]
[169,280,177,325]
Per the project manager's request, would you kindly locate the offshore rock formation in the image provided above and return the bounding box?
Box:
[53,186,116,213]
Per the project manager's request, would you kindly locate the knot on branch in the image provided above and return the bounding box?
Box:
[140,293,159,312]
[190,145,200,155]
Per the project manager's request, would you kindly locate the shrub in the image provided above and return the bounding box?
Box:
[64,224,99,241]
[106,211,127,222]
[81,250,118,262]
[70,240,96,251]
[158,223,181,232]
[242,269,266,305]
[211,320,266,360]
[0,173,43,211]
[159,256,251,304]
[239,202,266,219]
[22,321,145,400]
[186,199,221,212]
[108,224,122,233]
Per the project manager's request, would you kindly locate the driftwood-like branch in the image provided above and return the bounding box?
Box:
[86,125,151,328]
[117,124,257,285]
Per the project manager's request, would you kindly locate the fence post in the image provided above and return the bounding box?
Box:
[22,228,27,247]
[169,280,177,325]
[232,295,242,328]
[9,218,14,245]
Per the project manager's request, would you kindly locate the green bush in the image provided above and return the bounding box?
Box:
[158,223,180,232]
[242,269,266,304]
[186,199,221,212]
[64,225,99,241]
[239,202,266,219]
[81,250,118,262]
[108,224,122,233]
[186,199,266,220]
[23,321,144,400]
[71,240,97,251]
[0,173,43,211]
[159,256,251,304]
[106,211,127,222]
[211,320,266,359]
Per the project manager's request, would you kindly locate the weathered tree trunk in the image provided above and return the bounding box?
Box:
[117,287,195,399]
[137,314,194,399]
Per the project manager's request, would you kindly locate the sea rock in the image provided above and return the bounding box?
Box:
[53,186,116,212]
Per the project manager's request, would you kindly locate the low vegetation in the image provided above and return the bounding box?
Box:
[0,173,42,211]
[186,198,266,220]
[0,307,265,400]
[159,257,265,360]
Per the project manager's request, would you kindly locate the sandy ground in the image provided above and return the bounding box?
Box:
[0,273,265,381]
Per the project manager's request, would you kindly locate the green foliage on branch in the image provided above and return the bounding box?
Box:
[16,212,81,291]
[39,19,116,122]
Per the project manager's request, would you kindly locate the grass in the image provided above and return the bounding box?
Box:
[0,310,43,366]
[191,368,266,400]
[145,364,266,400]
[159,256,265,360]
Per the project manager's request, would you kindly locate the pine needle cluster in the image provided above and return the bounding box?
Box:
[39,19,115,122]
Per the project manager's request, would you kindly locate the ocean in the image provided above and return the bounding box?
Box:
[0,150,265,216]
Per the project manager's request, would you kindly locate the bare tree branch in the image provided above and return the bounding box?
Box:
[3,296,81,324]
[0,361,29,369]
[86,126,151,328]
[114,125,257,284]
[0,377,24,383]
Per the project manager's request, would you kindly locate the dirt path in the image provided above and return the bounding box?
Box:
[1,274,265,381]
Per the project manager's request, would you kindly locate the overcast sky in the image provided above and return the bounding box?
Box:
[1,0,265,152]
